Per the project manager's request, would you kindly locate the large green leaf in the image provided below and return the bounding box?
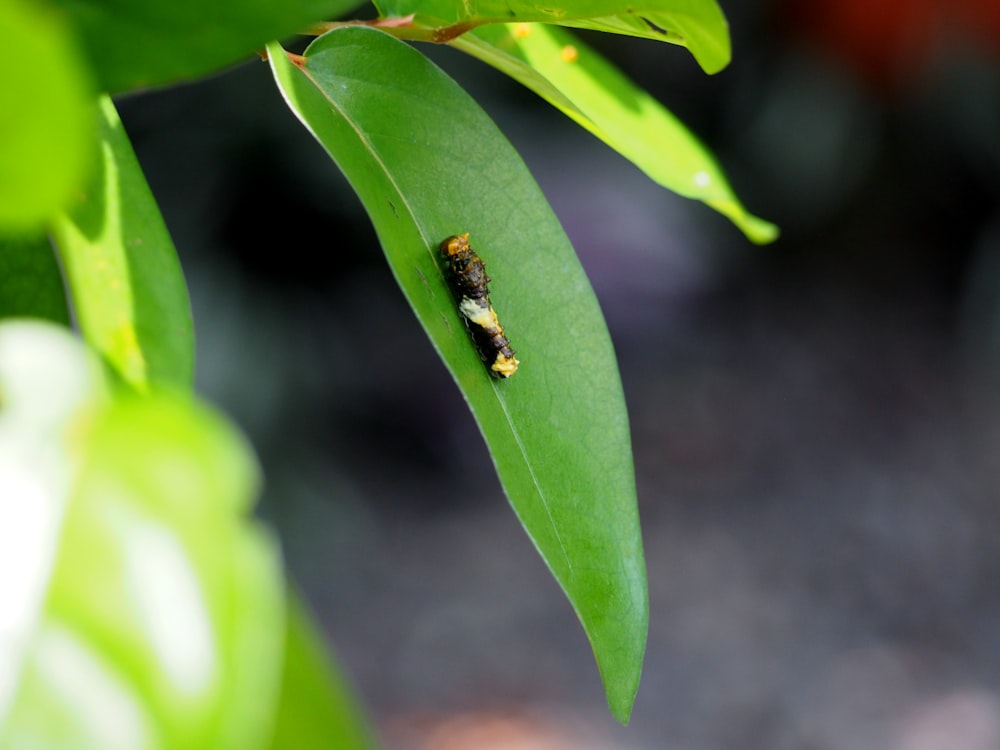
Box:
[377,0,730,73]
[268,28,647,722]
[0,235,70,324]
[0,321,285,750]
[49,0,367,93]
[456,24,778,243]
[51,96,194,392]
[0,0,95,232]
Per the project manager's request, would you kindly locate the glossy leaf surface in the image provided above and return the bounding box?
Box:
[269,28,647,722]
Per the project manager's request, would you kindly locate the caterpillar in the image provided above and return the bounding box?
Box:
[439,233,520,379]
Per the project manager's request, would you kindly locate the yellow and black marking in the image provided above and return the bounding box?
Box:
[439,233,520,378]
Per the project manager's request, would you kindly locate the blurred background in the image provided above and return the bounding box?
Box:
[116,0,1000,747]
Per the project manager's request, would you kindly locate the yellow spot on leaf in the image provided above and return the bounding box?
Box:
[513,23,531,38]
[110,322,148,387]
[561,45,578,62]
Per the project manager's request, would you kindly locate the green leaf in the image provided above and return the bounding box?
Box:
[268,595,377,750]
[0,235,70,324]
[51,96,194,392]
[456,24,779,243]
[0,321,285,750]
[377,0,731,73]
[50,0,367,93]
[269,28,647,722]
[0,0,95,232]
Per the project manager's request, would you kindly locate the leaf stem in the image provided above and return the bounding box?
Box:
[303,15,481,44]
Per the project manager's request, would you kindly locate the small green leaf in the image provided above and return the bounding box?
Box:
[49,0,367,93]
[51,96,194,392]
[377,0,731,73]
[268,595,377,750]
[0,0,95,232]
[269,28,647,722]
[457,24,779,243]
[0,321,285,750]
[0,235,70,324]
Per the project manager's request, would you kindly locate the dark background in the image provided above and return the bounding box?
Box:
[117,1,1000,747]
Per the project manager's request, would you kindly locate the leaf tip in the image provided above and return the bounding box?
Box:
[706,198,780,244]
